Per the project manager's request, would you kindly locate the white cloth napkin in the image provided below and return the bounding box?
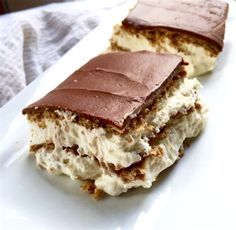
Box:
[0,0,128,107]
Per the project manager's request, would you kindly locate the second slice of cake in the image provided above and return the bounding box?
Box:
[111,0,228,77]
[22,51,207,197]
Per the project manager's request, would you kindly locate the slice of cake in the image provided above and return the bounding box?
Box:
[22,51,207,197]
[111,0,228,77]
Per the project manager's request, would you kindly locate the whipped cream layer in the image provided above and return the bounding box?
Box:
[35,104,206,196]
[111,27,217,77]
[29,77,201,169]
[95,105,207,195]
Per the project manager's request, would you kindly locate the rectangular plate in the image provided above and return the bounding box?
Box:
[1,1,236,229]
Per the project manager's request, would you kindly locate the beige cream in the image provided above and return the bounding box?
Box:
[35,104,206,196]
[111,26,217,77]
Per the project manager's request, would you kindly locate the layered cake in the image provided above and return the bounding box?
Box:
[111,0,228,77]
[22,51,207,197]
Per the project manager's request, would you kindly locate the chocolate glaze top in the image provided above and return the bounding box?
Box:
[123,0,228,51]
[22,51,183,128]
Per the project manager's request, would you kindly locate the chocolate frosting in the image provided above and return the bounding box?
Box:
[123,0,228,50]
[22,51,183,128]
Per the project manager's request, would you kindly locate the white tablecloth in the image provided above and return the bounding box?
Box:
[0,0,128,107]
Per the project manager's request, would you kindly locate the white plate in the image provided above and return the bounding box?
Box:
[1,1,236,230]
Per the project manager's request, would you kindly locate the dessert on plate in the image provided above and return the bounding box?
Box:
[111,0,228,77]
[22,51,207,198]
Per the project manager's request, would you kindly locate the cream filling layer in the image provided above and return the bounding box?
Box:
[95,105,207,195]
[35,104,207,196]
[111,27,217,77]
[29,77,201,169]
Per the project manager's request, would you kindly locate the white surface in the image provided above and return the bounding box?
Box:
[1,1,236,229]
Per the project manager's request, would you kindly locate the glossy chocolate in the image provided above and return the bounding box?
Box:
[123,0,228,50]
[22,51,183,128]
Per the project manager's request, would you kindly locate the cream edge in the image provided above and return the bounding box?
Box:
[111,26,217,77]
[35,103,207,196]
